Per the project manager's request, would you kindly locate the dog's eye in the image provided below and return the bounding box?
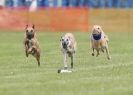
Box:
[31,30,33,32]
[26,30,28,32]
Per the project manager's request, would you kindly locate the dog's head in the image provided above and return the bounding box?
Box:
[25,24,36,40]
[92,25,103,40]
[60,36,70,49]
[92,25,103,35]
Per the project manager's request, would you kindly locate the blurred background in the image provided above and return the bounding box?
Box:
[0,0,133,32]
[1,0,133,8]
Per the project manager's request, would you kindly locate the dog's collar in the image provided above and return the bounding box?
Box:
[93,33,101,40]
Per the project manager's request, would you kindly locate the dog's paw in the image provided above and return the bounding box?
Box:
[96,53,100,57]
[92,53,94,56]
[57,69,61,73]
[64,67,68,70]
[107,56,111,60]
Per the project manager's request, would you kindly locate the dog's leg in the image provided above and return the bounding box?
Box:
[36,56,40,67]
[70,54,73,69]
[35,51,40,67]
[25,50,29,57]
[63,53,68,69]
[28,47,33,54]
[101,48,104,53]
[105,46,111,60]
[92,48,95,56]
[25,43,29,57]
[96,49,100,57]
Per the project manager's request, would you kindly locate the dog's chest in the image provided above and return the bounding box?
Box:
[26,40,33,48]
[93,34,101,40]
[93,41,100,47]
[93,39,107,49]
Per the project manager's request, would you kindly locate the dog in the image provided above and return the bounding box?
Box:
[24,24,41,66]
[90,25,111,60]
[60,33,77,69]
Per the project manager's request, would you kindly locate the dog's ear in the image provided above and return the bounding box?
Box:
[32,24,35,29]
[25,25,28,29]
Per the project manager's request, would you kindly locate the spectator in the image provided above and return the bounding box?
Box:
[25,0,32,6]
[0,0,5,8]
[29,0,37,12]
[6,0,14,7]
[13,0,18,7]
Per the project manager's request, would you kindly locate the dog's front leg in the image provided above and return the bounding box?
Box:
[63,52,68,69]
[36,54,40,67]
[92,48,95,56]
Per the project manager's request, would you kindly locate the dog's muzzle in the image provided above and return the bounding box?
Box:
[93,33,101,40]
[62,42,68,49]
[27,32,34,40]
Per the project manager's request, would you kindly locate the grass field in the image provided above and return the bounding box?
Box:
[0,31,133,95]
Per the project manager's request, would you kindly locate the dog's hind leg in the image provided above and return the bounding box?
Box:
[24,41,30,57]
[36,54,40,67]
[70,54,73,69]
[96,49,100,57]
[105,46,111,60]
[101,47,104,53]
[25,50,29,57]
[34,51,40,67]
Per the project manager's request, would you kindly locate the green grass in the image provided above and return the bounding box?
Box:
[0,31,133,95]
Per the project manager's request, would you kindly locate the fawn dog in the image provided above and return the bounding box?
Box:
[60,33,77,69]
[90,25,111,60]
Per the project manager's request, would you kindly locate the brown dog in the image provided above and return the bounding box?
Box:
[24,24,41,66]
[90,25,111,60]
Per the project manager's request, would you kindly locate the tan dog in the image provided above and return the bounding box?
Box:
[90,25,111,60]
[60,33,77,69]
[24,24,41,66]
